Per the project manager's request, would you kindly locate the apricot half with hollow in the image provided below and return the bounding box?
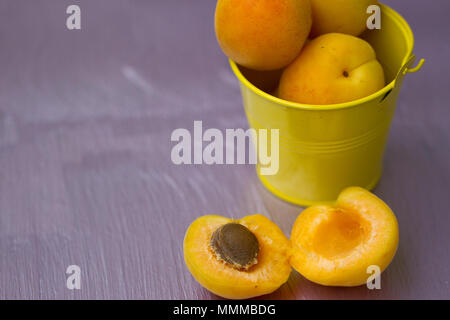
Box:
[184,215,291,299]
[290,187,399,286]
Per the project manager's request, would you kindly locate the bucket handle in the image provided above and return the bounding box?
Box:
[403,57,425,75]
[379,55,424,103]
[386,55,425,97]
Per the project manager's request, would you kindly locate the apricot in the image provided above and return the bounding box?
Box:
[290,187,399,287]
[278,33,385,105]
[215,0,312,71]
[310,0,379,37]
[184,214,291,299]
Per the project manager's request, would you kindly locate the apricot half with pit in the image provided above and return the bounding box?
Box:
[290,187,399,286]
[183,215,291,299]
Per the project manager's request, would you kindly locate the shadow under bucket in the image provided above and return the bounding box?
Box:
[230,4,424,206]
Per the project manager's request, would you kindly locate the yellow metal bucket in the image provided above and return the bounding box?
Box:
[230,4,424,206]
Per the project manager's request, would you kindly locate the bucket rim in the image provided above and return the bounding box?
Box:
[229,3,415,111]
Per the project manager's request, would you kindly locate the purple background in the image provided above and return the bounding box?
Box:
[0,0,448,299]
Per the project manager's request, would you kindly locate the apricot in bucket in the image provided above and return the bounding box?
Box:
[215,0,312,70]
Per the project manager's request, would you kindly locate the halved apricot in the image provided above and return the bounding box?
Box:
[290,187,399,286]
[183,214,291,299]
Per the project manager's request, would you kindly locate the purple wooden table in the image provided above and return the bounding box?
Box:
[0,0,449,299]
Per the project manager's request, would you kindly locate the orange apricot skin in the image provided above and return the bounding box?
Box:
[215,0,312,71]
[290,187,399,287]
[184,214,292,299]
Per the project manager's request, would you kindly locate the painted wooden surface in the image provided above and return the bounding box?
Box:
[0,0,449,299]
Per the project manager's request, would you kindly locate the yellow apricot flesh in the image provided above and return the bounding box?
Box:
[290,187,399,286]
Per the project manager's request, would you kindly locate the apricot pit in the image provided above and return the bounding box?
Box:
[210,223,259,270]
